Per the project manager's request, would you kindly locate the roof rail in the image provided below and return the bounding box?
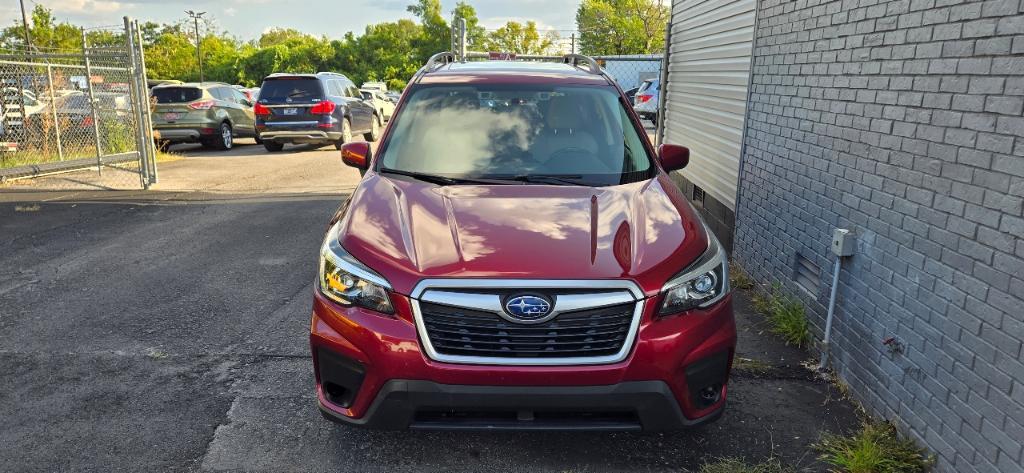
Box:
[415,51,609,84]
[562,54,602,75]
[424,51,456,72]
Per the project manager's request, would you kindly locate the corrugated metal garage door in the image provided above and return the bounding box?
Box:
[663,0,756,210]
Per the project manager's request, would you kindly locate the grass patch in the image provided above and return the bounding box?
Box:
[732,356,772,375]
[156,149,184,163]
[699,458,793,473]
[729,262,755,290]
[752,284,812,348]
[814,421,933,473]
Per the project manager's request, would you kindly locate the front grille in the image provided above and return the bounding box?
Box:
[420,301,635,359]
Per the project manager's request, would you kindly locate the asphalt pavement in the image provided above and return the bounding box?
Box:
[0,139,857,472]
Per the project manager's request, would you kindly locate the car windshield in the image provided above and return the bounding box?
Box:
[152,87,202,104]
[377,85,653,186]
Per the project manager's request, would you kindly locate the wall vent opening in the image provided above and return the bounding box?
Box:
[794,253,821,296]
[692,185,706,208]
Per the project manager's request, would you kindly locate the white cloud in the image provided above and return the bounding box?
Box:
[47,0,128,15]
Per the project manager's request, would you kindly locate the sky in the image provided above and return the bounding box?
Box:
[0,0,581,40]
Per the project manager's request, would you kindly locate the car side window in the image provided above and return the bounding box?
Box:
[230,88,248,104]
[209,88,223,100]
[328,81,344,97]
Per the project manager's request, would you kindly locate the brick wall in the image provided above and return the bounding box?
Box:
[733,0,1024,470]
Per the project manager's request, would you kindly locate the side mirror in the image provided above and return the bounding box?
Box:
[340,141,371,170]
[658,144,689,172]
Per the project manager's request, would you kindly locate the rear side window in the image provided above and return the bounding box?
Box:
[327,80,344,97]
[152,87,202,104]
[258,79,323,103]
[637,80,655,93]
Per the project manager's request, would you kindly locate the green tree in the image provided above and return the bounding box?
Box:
[576,0,669,55]
[407,0,449,60]
[144,29,198,80]
[0,5,82,52]
[484,21,558,55]
[333,19,423,90]
[257,28,308,48]
[452,2,486,50]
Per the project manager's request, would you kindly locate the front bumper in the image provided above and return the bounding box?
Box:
[318,379,724,431]
[311,291,736,431]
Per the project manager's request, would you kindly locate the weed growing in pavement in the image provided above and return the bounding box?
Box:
[699,457,793,473]
[751,284,812,348]
[729,262,755,290]
[814,421,934,473]
[156,148,183,163]
[732,356,772,375]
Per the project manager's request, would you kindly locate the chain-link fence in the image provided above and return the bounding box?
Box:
[594,55,663,131]
[0,18,157,190]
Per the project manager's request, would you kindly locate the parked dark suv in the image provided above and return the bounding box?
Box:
[311,53,736,431]
[255,72,381,152]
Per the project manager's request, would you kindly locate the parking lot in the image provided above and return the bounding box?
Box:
[0,140,857,472]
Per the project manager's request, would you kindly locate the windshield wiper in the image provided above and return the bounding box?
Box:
[378,168,513,186]
[502,174,587,186]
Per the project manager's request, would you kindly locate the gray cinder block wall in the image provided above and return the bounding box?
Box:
[732,0,1024,471]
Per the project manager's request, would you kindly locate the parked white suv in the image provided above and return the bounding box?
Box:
[633,78,660,124]
[361,81,387,93]
[360,89,395,122]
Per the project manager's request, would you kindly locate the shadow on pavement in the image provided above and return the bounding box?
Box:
[0,184,859,472]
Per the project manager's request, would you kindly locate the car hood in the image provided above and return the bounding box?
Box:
[336,173,709,297]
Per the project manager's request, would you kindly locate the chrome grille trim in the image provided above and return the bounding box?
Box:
[410,279,644,366]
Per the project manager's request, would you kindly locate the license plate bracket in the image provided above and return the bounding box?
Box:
[163,112,181,121]
[282,108,298,115]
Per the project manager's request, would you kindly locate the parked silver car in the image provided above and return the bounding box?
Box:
[633,78,660,124]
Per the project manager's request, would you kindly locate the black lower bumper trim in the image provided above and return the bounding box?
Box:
[319,380,724,431]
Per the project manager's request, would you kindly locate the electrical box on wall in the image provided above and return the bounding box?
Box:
[831,229,855,257]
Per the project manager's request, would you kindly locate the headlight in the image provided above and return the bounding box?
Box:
[319,223,394,314]
[658,225,729,315]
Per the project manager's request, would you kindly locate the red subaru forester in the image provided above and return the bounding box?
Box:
[310,54,736,430]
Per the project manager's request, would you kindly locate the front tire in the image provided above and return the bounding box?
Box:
[334,118,353,150]
[365,115,381,142]
[214,122,233,150]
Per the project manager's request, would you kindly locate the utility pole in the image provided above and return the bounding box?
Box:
[19,0,33,52]
[185,10,206,83]
[570,33,576,54]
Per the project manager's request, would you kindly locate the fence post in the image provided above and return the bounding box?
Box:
[123,16,150,189]
[44,64,64,162]
[81,28,104,174]
[655,22,672,147]
[134,20,157,183]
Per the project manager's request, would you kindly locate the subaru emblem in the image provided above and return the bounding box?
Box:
[504,295,553,322]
